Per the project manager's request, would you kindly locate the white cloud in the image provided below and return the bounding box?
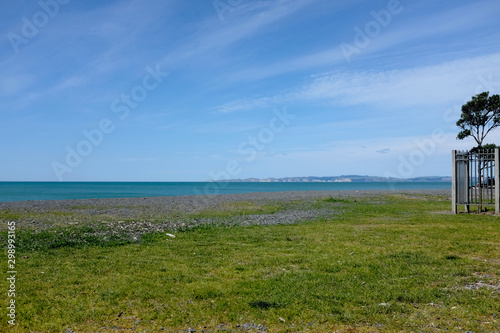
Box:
[212,97,276,114]
[198,0,318,48]
[160,0,340,68]
[354,0,500,59]
[212,53,500,117]
[221,0,500,83]
[293,53,500,110]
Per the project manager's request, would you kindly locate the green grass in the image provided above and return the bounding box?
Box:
[187,201,283,219]
[0,194,499,332]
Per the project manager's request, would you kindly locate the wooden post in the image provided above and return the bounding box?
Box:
[495,148,499,215]
[452,150,457,214]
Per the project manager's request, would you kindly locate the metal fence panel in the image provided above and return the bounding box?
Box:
[452,149,499,213]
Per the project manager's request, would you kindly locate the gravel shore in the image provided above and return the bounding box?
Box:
[0,189,451,244]
[0,189,450,212]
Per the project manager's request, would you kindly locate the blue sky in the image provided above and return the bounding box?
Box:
[1,0,500,181]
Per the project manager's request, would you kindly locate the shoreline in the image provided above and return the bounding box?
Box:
[0,189,450,210]
[0,189,452,246]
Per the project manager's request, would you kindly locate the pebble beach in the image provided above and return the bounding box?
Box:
[0,189,451,235]
[0,188,451,212]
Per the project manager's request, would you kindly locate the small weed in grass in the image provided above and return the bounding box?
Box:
[322,197,349,203]
[249,300,284,310]
[445,254,461,260]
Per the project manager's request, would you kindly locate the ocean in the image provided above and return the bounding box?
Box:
[0,182,451,202]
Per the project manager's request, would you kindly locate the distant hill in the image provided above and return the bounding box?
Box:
[218,175,451,183]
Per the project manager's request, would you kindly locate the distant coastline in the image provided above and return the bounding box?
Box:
[216,175,452,183]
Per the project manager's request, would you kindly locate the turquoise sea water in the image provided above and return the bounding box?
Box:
[0,182,451,202]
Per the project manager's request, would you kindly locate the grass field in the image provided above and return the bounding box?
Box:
[1,193,499,332]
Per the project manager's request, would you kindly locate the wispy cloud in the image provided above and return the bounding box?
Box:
[353,0,500,59]
[220,0,500,83]
[0,0,174,100]
[212,97,279,114]
[212,52,500,116]
[293,53,500,109]
[160,0,321,68]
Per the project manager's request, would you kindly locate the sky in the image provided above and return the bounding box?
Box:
[1,0,500,181]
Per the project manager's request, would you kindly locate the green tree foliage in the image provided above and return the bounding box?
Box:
[456,92,500,212]
[456,91,500,147]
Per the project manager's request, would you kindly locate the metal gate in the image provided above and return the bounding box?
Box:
[452,149,499,214]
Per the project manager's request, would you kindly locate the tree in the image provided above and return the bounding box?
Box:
[456,91,500,147]
[456,91,500,211]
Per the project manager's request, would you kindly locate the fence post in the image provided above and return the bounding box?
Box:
[495,148,499,215]
[452,150,457,214]
[465,152,470,213]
